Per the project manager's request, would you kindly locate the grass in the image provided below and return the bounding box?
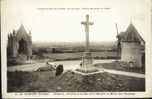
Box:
[94,61,145,74]
[7,70,145,92]
[42,52,118,60]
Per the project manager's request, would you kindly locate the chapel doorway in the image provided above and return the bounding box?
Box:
[18,38,27,54]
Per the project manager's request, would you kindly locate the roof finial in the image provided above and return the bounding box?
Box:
[130,17,133,25]
[20,20,24,28]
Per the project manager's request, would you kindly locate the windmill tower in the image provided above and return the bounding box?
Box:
[117,23,145,68]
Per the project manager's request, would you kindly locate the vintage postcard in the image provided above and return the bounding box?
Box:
[1,0,152,98]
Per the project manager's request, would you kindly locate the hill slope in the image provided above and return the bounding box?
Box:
[7,70,145,92]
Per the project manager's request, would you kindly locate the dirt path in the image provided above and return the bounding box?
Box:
[8,59,114,72]
[7,60,145,79]
[102,69,145,78]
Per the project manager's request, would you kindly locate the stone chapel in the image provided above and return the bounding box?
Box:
[7,24,32,60]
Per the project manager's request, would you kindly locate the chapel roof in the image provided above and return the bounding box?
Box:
[16,24,30,40]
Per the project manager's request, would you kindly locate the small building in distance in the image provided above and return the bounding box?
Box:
[117,23,145,68]
[7,24,32,60]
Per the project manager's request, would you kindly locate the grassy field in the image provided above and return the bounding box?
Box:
[8,41,119,66]
[8,51,118,66]
[42,52,118,60]
[7,70,145,92]
[32,41,118,60]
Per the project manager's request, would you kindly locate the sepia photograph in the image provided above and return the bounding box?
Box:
[1,0,152,98]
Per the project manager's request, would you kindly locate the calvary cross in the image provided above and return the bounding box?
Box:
[81,14,94,52]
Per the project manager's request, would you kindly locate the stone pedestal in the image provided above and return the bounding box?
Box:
[77,52,98,73]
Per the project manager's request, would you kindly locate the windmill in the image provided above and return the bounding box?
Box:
[115,23,121,57]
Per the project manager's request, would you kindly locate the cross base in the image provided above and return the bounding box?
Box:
[71,69,104,85]
[76,52,99,74]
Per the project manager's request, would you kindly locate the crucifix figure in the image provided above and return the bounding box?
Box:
[81,14,94,52]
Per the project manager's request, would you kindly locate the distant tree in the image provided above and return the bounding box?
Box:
[39,48,48,53]
[52,48,57,53]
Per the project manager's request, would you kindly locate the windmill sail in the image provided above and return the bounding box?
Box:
[115,23,121,56]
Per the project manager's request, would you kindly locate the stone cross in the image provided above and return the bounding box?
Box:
[81,14,94,52]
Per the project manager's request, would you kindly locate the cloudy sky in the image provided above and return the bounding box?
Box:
[1,0,146,42]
